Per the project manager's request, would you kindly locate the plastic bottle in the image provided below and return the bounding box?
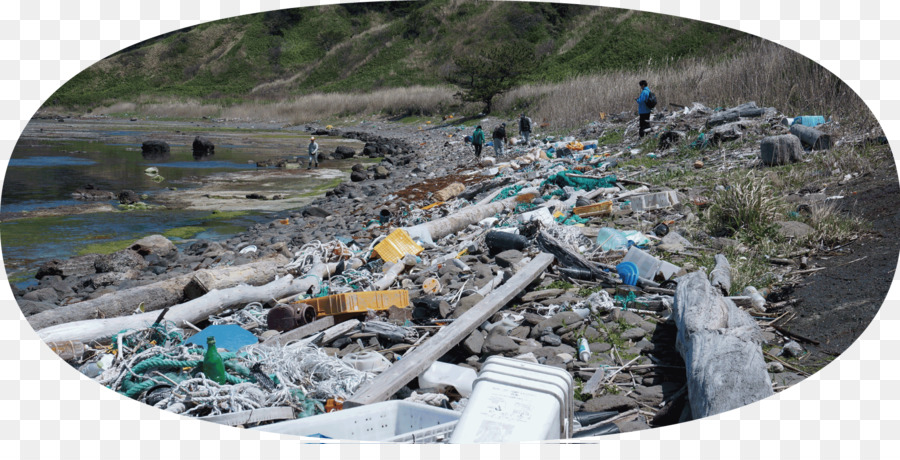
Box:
[202,336,228,384]
[743,286,766,310]
[577,338,591,362]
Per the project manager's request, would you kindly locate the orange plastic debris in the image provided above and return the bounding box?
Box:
[573,201,613,217]
[421,201,445,211]
[296,290,411,318]
[325,398,344,412]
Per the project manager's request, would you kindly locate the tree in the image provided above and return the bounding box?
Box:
[446,42,537,114]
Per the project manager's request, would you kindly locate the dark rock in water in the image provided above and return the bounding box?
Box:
[117,190,141,204]
[374,166,390,179]
[192,136,215,155]
[350,170,367,182]
[351,164,366,172]
[334,146,356,159]
[72,184,116,201]
[302,206,331,218]
[130,235,178,260]
[141,140,170,155]
[363,143,378,156]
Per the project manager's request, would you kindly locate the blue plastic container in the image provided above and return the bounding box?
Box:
[616,262,640,286]
[791,116,826,127]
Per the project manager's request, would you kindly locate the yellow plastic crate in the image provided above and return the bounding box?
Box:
[295,290,410,318]
[573,200,613,217]
[372,229,424,263]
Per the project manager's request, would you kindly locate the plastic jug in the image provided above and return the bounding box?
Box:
[418,361,477,397]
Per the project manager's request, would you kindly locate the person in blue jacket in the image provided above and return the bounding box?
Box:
[636,80,651,138]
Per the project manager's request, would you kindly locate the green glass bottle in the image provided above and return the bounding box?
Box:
[202,336,227,384]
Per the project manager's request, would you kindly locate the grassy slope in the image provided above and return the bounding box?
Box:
[49,2,745,109]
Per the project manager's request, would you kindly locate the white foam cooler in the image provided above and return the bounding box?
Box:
[449,356,574,443]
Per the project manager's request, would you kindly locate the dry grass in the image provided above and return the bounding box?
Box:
[496,38,876,131]
[223,85,465,123]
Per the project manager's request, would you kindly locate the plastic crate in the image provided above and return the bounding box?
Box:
[296,290,410,317]
[372,229,424,263]
[251,400,460,443]
[573,200,613,217]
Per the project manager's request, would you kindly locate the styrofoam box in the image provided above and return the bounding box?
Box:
[252,400,460,443]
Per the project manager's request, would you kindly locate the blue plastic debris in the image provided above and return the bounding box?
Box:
[791,116,826,127]
[184,324,259,351]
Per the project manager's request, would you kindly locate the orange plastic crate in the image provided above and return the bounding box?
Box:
[372,229,424,263]
[295,290,410,317]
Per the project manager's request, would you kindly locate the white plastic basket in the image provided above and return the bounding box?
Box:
[252,400,459,443]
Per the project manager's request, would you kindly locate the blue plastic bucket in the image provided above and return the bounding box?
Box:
[616,262,640,286]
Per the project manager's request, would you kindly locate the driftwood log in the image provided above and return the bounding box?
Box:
[673,271,773,419]
[26,258,286,331]
[405,195,525,241]
[37,261,341,344]
[709,254,732,295]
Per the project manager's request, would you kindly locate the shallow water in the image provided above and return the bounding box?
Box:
[1,123,364,287]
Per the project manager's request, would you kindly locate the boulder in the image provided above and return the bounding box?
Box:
[35,254,100,279]
[22,287,59,304]
[130,235,177,260]
[141,140,170,155]
[374,166,390,180]
[482,330,519,355]
[192,136,215,155]
[117,190,141,204]
[351,164,366,172]
[334,146,356,159]
[95,249,148,273]
[350,170,368,182]
[760,135,803,166]
[463,330,485,355]
[17,300,57,316]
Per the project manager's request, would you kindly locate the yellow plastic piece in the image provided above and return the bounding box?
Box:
[297,290,410,317]
[566,141,584,151]
[573,200,613,217]
[372,229,424,263]
[421,201,445,211]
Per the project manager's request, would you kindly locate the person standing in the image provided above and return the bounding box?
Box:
[518,113,533,144]
[492,123,507,156]
[307,137,319,169]
[636,80,652,138]
[472,125,485,157]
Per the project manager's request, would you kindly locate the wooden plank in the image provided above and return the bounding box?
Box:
[344,252,555,408]
[262,316,334,347]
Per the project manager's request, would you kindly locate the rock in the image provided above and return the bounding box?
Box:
[451,293,484,318]
[334,146,356,159]
[302,206,332,218]
[463,330,485,355]
[95,250,148,273]
[775,221,815,239]
[767,361,784,373]
[117,190,141,204]
[772,372,805,387]
[780,340,804,358]
[141,140,170,155]
[611,310,644,327]
[351,164,366,172]
[192,136,215,154]
[615,418,651,433]
[350,170,368,182]
[620,327,647,341]
[374,166,390,180]
[521,289,566,303]
[22,287,59,304]
[509,325,530,340]
[582,394,638,413]
[760,134,803,166]
[540,333,562,346]
[532,311,584,337]
[590,342,612,353]
[130,235,177,260]
[483,330,519,355]
[36,254,100,279]
[494,249,524,269]
[17,300,57,316]
[72,185,116,201]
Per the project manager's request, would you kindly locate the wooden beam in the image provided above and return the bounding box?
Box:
[344,252,555,408]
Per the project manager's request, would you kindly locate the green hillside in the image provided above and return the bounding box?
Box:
[49,1,744,108]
